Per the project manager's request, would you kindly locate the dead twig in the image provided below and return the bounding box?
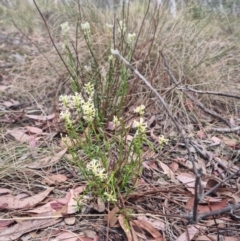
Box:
[206,126,240,134]
[178,86,240,100]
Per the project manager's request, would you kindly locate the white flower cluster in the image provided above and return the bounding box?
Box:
[59,82,95,124]
[106,23,113,33]
[104,191,117,202]
[113,116,120,126]
[133,105,147,136]
[118,20,126,33]
[86,159,107,181]
[159,135,169,147]
[84,65,91,72]
[133,118,147,136]
[134,104,145,116]
[81,22,91,36]
[127,33,136,45]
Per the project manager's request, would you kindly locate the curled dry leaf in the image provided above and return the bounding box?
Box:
[0,188,53,210]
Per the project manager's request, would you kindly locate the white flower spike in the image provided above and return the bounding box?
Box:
[134,105,145,116]
[81,22,91,36]
[60,22,70,34]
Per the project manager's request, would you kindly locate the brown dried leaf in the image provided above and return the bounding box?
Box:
[177,173,206,195]
[118,214,133,241]
[132,220,164,240]
[67,186,86,214]
[195,235,240,241]
[0,217,62,241]
[107,206,119,227]
[0,188,12,194]
[169,162,179,172]
[147,115,156,128]
[177,173,196,194]
[28,186,86,215]
[25,126,43,134]
[129,222,139,241]
[158,161,175,180]
[93,197,105,213]
[211,136,221,144]
[0,85,12,91]
[222,136,238,148]
[175,225,200,241]
[60,137,77,149]
[0,220,15,228]
[230,117,236,128]
[52,227,93,241]
[106,121,115,131]
[64,217,76,225]
[137,216,165,231]
[0,188,53,210]
[186,197,228,213]
[25,113,55,121]
[42,174,67,185]
[3,99,20,108]
[7,128,31,143]
[196,130,205,139]
[26,148,67,169]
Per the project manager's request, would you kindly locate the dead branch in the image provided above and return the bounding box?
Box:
[160,52,231,128]
[112,49,198,174]
[182,203,240,223]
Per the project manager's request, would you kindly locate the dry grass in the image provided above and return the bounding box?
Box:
[2,1,239,115]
